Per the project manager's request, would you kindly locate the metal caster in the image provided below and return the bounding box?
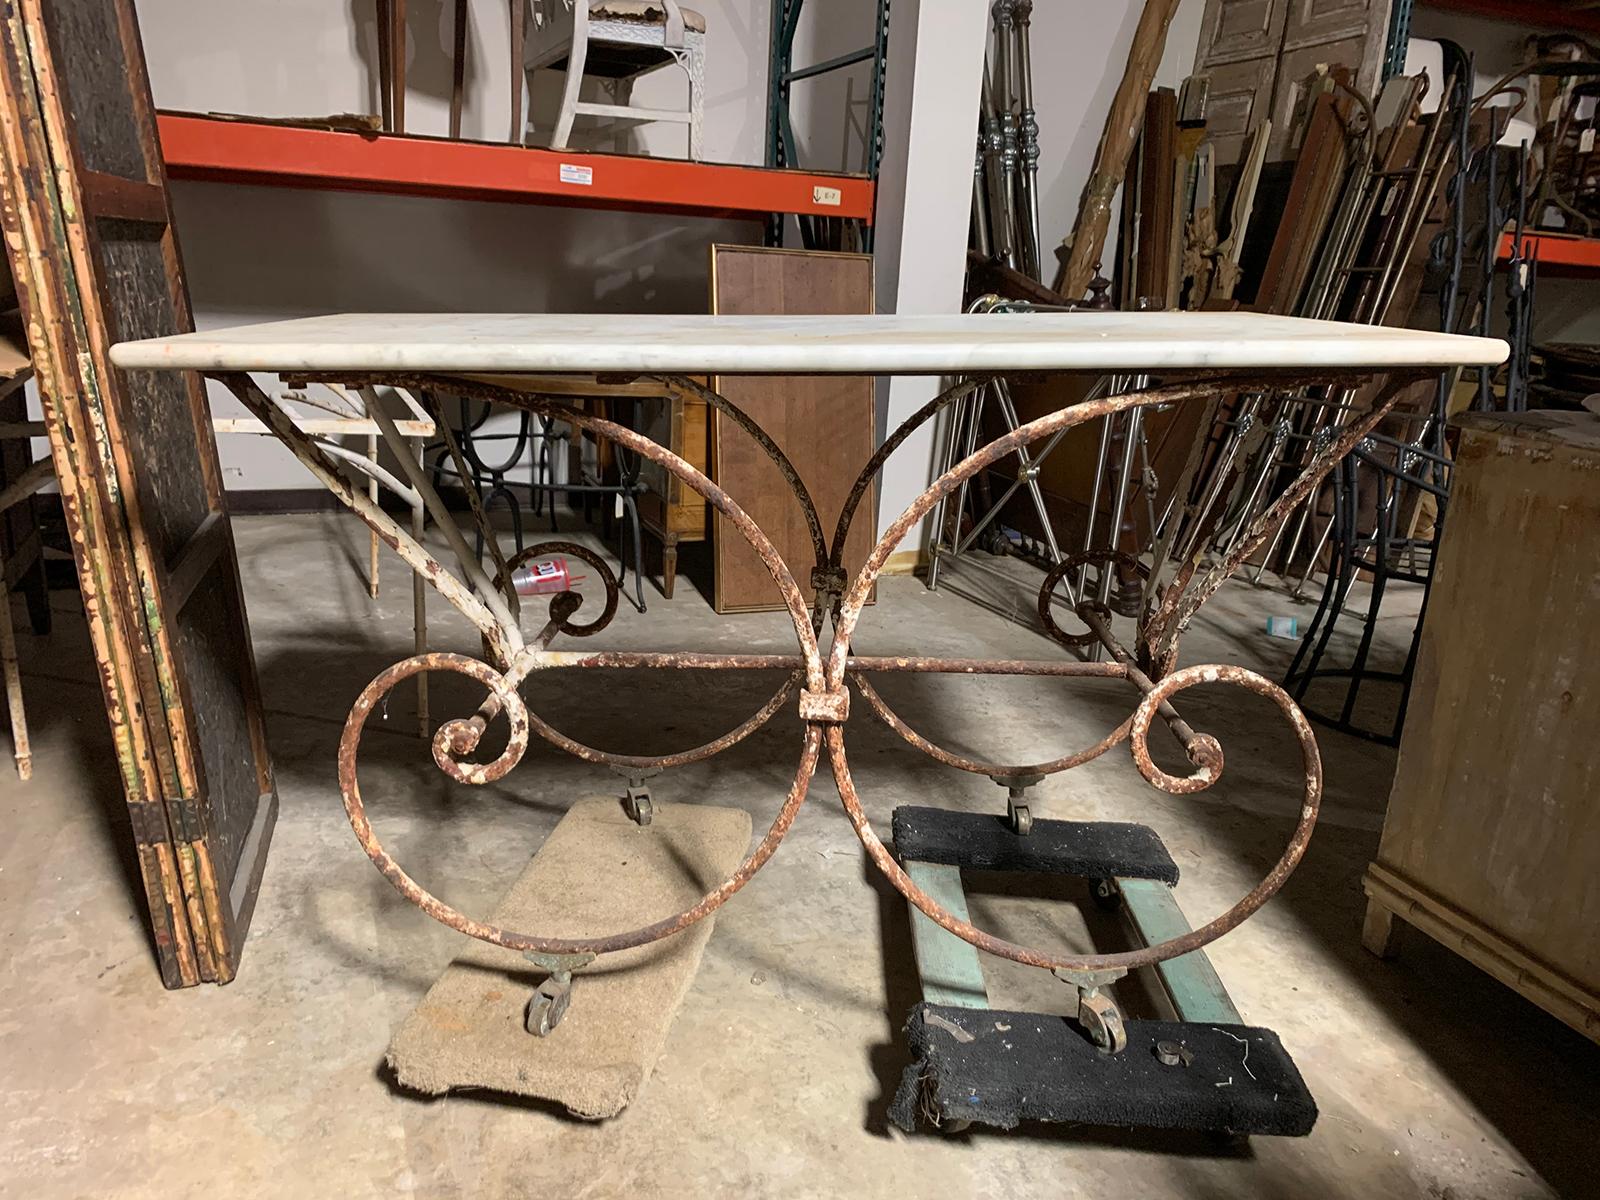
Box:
[625,785,653,826]
[611,765,660,826]
[1091,877,1123,911]
[522,950,595,1037]
[526,979,570,1037]
[989,772,1043,836]
[1054,965,1129,1055]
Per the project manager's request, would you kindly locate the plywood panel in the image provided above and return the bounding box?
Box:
[1376,412,1600,1002]
[709,246,875,614]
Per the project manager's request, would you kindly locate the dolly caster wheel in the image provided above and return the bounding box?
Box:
[614,766,660,826]
[525,976,572,1037]
[521,950,592,1037]
[989,773,1043,837]
[1092,878,1122,911]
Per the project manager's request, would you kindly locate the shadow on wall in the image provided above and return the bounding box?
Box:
[347,0,486,124]
[168,180,758,317]
[337,0,768,159]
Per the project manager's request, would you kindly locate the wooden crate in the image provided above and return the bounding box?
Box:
[1362,411,1600,1042]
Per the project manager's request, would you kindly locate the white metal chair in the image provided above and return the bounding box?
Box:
[523,0,706,160]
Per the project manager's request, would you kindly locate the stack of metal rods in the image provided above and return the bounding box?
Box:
[972,0,1041,280]
[1165,68,1485,602]
[941,60,1533,662]
[1283,64,1544,743]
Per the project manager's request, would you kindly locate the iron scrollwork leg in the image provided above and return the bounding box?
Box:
[253,364,1425,990]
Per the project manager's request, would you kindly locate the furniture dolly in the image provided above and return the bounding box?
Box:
[111,309,1503,1136]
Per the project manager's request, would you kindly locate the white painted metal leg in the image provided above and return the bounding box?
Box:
[686,37,705,161]
[367,431,380,599]
[411,435,429,739]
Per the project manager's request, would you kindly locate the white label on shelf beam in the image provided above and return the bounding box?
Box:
[560,163,594,186]
[812,184,842,207]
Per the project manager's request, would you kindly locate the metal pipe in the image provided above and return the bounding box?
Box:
[783,45,874,83]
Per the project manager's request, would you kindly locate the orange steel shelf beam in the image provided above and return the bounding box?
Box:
[1498,230,1600,275]
[156,112,874,224]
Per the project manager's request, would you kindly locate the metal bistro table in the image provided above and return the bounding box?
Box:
[110,312,1504,1068]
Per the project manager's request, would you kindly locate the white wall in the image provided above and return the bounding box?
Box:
[1025,0,1205,276]
[869,0,988,554]
[134,0,769,490]
[134,0,1211,510]
[139,0,767,160]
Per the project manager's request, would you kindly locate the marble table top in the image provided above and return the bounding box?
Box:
[110,312,1509,376]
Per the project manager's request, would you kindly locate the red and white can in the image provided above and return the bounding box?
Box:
[510,557,574,596]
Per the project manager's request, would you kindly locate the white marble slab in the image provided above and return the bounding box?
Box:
[109,311,1508,376]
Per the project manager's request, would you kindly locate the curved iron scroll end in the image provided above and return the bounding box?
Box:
[497,540,621,639]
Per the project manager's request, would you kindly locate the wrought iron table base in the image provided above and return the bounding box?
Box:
[214,365,1430,981]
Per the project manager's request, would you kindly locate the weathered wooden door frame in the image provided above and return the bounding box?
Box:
[0,0,278,984]
[0,6,203,985]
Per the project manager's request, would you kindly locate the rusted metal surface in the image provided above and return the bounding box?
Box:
[339,648,825,954]
[798,684,850,723]
[1037,549,1150,651]
[264,363,1393,976]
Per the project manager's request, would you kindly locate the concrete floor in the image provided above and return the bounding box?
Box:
[1,513,1594,1199]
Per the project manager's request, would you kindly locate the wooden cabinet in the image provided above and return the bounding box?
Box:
[1362,411,1600,1044]
[1194,0,1392,164]
[636,390,709,599]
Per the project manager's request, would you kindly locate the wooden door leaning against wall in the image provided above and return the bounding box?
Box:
[708,245,877,615]
[1195,0,1392,166]
[0,0,277,985]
